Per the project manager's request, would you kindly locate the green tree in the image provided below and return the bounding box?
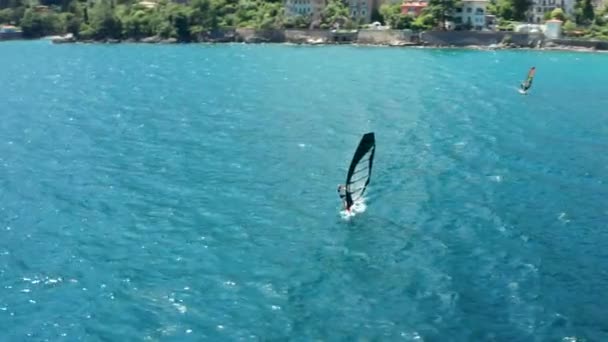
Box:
[486,0,498,15]
[1,0,26,25]
[379,4,397,26]
[153,3,187,38]
[252,2,284,29]
[20,9,63,37]
[582,0,594,23]
[495,0,514,20]
[62,12,82,35]
[510,0,531,21]
[189,0,218,31]
[379,4,397,22]
[174,11,190,40]
[321,0,350,28]
[83,6,88,23]
[393,14,414,29]
[563,19,576,32]
[284,14,311,29]
[574,0,584,24]
[0,8,13,23]
[88,0,123,39]
[494,0,530,21]
[212,0,238,27]
[122,9,155,39]
[595,12,606,26]
[550,7,565,21]
[234,0,257,27]
[157,21,175,38]
[19,9,43,37]
[412,12,435,30]
[370,7,382,23]
[426,0,460,30]
[379,3,414,29]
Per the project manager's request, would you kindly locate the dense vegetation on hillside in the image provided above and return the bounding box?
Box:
[1,0,290,39]
[0,0,607,40]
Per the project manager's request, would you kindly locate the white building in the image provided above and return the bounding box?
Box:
[543,19,563,38]
[528,0,575,23]
[453,0,488,30]
[285,0,377,25]
[514,23,544,34]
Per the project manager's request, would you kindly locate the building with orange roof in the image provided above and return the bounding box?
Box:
[401,1,427,16]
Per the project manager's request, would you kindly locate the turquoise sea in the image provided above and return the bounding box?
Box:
[1,41,607,341]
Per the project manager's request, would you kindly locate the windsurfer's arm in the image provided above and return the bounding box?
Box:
[337,185,346,198]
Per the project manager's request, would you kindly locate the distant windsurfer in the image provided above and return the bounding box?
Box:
[520,66,536,94]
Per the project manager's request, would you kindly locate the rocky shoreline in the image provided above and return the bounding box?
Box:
[49,30,608,52]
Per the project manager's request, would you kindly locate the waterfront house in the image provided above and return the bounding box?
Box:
[285,0,377,25]
[347,0,373,23]
[286,0,313,16]
[528,0,575,23]
[400,1,427,16]
[453,0,488,30]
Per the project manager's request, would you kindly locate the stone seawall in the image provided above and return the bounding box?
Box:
[234,28,285,43]
[284,29,332,44]
[356,29,418,45]
[51,27,608,50]
[547,38,608,50]
[199,28,417,45]
[420,31,542,47]
[229,29,543,47]
[0,32,23,41]
[195,28,237,42]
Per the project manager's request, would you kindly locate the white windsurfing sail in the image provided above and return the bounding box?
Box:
[344,132,375,209]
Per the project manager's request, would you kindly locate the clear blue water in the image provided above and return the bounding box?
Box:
[1,41,608,341]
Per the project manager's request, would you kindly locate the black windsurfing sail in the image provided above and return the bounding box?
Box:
[344,132,375,209]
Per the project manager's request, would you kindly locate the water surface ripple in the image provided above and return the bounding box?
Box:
[1,42,607,341]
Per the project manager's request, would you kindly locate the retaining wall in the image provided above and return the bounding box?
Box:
[357,29,417,44]
[548,38,608,50]
[420,31,541,47]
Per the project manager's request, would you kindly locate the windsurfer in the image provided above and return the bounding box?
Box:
[337,184,348,210]
[520,66,536,93]
[337,132,375,216]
